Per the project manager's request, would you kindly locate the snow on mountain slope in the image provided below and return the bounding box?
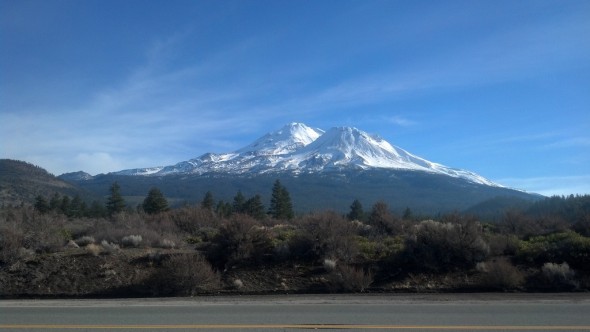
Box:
[290,126,434,170]
[238,122,324,155]
[110,123,500,186]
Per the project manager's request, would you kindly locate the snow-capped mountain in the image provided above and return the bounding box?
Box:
[111,123,499,186]
[237,122,324,155]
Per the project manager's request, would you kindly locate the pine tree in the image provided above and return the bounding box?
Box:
[106,182,126,215]
[60,196,71,215]
[80,201,88,217]
[69,195,83,217]
[49,193,61,211]
[142,187,169,214]
[403,207,413,220]
[89,200,107,218]
[201,191,214,210]
[268,180,294,220]
[347,199,364,221]
[232,190,246,214]
[34,195,50,214]
[215,200,232,218]
[244,194,266,220]
[280,186,294,219]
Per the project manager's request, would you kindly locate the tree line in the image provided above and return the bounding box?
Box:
[33,179,295,220]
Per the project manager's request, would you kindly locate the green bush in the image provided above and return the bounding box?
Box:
[516,231,590,271]
[357,236,404,261]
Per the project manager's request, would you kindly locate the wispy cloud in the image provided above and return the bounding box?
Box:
[385,115,417,127]
[0,34,267,174]
[497,175,590,196]
[256,8,590,120]
[543,137,590,149]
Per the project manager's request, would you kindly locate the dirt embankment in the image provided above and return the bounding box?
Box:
[0,247,488,298]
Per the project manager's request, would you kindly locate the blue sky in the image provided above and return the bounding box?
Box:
[1,0,589,196]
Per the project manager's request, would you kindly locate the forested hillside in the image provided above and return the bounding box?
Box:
[0,159,92,206]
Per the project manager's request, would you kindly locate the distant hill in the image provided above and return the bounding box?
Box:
[0,159,93,206]
[463,196,537,222]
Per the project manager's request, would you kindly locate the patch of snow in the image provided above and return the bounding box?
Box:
[237,122,324,156]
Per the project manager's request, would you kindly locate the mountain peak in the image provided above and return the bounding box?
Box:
[237,122,324,155]
[294,125,427,170]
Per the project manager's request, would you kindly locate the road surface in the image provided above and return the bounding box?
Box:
[1,294,590,331]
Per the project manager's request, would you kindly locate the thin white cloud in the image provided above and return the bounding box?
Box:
[543,137,590,149]
[497,175,590,196]
[491,132,563,145]
[259,8,590,119]
[386,115,417,127]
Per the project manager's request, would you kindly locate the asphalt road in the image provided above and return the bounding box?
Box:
[2,294,590,331]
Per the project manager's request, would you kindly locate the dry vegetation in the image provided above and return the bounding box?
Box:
[1,198,590,298]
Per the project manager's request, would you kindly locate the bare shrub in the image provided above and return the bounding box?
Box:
[156,239,176,249]
[1,207,72,260]
[0,222,25,264]
[323,258,337,272]
[144,212,185,238]
[66,240,80,249]
[297,211,359,263]
[91,214,162,247]
[233,279,244,289]
[86,243,102,256]
[147,250,163,264]
[121,235,143,247]
[478,258,525,290]
[367,201,402,235]
[75,236,95,246]
[168,206,219,234]
[101,240,120,254]
[475,261,487,273]
[31,214,69,253]
[17,247,35,261]
[542,262,576,287]
[208,215,273,268]
[486,233,519,256]
[327,265,373,292]
[286,231,316,261]
[152,253,221,296]
[404,219,489,271]
[500,210,543,238]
